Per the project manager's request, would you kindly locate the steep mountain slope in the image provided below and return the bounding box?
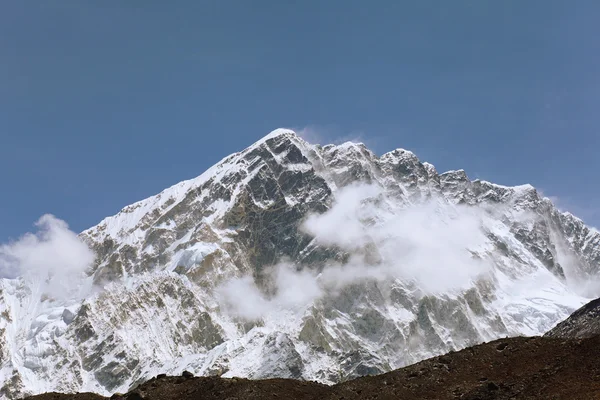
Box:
[1,129,599,398]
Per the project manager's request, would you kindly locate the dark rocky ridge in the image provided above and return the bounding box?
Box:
[545,297,600,339]
[26,335,600,400]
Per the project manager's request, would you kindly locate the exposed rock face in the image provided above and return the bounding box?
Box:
[1,129,600,398]
[545,297,600,339]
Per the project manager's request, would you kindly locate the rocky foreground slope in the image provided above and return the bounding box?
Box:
[2,129,600,397]
[545,297,600,339]
[27,334,600,400]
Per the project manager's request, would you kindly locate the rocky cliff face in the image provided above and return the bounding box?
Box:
[1,129,599,398]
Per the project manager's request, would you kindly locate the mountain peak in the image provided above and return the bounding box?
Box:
[253,128,299,146]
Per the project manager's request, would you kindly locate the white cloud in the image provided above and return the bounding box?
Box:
[302,183,381,249]
[0,214,95,301]
[304,184,490,294]
[216,263,322,320]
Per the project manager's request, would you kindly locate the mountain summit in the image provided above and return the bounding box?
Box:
[1,129,599,398]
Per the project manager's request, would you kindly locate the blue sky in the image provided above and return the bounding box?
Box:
[1,1,599,241]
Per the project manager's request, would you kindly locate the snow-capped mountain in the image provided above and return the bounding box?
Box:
[1,129,599,398]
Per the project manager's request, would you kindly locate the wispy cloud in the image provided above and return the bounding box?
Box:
[0,214,95,300]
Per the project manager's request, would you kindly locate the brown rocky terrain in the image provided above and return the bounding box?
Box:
[26,334,600,400]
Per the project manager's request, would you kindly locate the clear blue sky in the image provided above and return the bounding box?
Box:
[1,1,599,241]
